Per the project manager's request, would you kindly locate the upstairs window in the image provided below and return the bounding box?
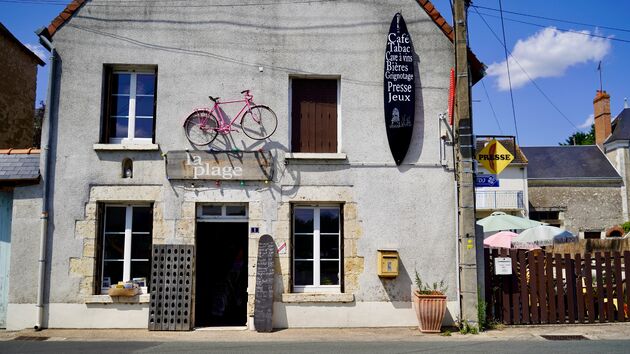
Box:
[291,78,338,153]
[102,66,157,144]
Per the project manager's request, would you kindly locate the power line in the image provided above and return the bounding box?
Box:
[498,0,520,145]
[472,4,630,34]
[470,6,580,132]
[0,0,338,7]
[474,10,630,44]
[480,79,504,134]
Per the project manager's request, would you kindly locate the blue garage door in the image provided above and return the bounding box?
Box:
[0,190,13,328]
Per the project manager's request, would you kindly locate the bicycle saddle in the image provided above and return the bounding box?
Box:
[208,96,220,102]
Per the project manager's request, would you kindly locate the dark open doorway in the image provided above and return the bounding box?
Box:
[195,222,248,327]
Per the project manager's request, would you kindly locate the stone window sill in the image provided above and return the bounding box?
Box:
[85,294,150,304]
[93,143,160,151]
[284,153,347,161]
[281,293,354,303]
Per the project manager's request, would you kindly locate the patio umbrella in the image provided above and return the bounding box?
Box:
[476,211,544,233]
[512,225,577,248]
[483,231,541,250]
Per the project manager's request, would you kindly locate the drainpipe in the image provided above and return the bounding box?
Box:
[34,28,56,331]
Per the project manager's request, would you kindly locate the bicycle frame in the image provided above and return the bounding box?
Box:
[205,92,255,135]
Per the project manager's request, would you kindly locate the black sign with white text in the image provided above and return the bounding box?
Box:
[384,13,416,165]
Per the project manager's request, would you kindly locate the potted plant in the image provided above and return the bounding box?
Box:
[413,270,447,333]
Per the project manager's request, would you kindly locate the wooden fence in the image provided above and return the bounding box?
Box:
[484,249,630,324]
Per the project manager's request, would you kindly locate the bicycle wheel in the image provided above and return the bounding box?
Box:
[184,109,219,146]
[241,105,278,140]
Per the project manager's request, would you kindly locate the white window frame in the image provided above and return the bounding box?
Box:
[293,205,341,293]
[288,76,342,153]
[101,204,152,294]
[196,203,248,222]
[109,69,156,144]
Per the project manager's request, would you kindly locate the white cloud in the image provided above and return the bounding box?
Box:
[579,114,594,130]
[486,27,611,91]
[25,43,47,62]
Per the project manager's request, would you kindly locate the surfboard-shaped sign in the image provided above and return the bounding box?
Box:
[384,13,415,165]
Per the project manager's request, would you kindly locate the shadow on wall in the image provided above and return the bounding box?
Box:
[378,258,412,308]
[397,50,425,172]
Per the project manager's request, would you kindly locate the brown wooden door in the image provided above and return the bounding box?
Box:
[291,79,337,153]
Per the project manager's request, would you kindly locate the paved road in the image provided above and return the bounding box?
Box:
[2,340,630,354]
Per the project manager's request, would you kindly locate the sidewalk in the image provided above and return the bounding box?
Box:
[2,323,630,342]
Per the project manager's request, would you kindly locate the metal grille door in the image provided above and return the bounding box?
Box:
[148,245,194,331]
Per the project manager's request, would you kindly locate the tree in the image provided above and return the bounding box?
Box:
[33,101,45,148]
[559,124,595,146]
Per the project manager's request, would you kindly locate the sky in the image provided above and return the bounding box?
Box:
[1,0,629,147]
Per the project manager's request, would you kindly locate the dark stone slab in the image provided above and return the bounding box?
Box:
[254,234,275,332]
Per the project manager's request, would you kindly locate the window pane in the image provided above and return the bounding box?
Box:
[112,73,130,95]
[111,95,130,116]
[134,118,154,139]
[104,234,125,259]
[132,207,152,233]
[135,96,154,117]
[320,261,339,285]
[136,74,155,95]
[294,208,313,233]
[105,206,126,232]
[103,260,123,286]
[294,234,313,259]
[226,205,246,216]
[131,234,152,259]
[320,208,340,233]
[131,260,151,283]
[320,234,339,259]
[294,260,313,286]
[202,205,221,216]
[109,117,129,139]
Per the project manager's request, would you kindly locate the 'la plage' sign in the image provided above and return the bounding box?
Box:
[384,13,416,165]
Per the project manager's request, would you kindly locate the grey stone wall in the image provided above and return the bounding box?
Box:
[0,32,38,148]
[9,0,459,328]
[528,182,623,235]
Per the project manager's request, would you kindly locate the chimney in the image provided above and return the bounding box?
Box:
[594,90,611,148]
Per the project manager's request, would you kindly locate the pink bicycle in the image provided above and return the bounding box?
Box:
[184,89,278,146]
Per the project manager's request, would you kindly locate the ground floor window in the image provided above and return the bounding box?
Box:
[99,204,153,293]
[293,205,341,293]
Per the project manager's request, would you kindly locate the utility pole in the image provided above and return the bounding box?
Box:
[454,0,479,326]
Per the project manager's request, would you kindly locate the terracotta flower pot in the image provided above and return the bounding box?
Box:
[413,291,447,333]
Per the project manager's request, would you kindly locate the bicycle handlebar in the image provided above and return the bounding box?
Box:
[240,89,250,94]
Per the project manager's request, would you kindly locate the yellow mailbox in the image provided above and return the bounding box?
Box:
[377,249,399,278]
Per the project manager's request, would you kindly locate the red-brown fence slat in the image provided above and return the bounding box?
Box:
[529,250,540,323]
[624,251,630,322]
[484,248,492,322]
[537,252,548,323]
[604,252,615,322]
[519,250,530,324]
[584,253,595,323]
[545,253,557,323]
[595,252,606,322]
[565,253,576,323]
[500,248,512,324]
[555,253,565,323]
[613,252,624,322]
[575,253,585,323]
[510,249,521,324]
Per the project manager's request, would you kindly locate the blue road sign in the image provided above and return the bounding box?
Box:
[475,175,499,187]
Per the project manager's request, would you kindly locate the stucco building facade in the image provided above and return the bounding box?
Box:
[6,0,484,330]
